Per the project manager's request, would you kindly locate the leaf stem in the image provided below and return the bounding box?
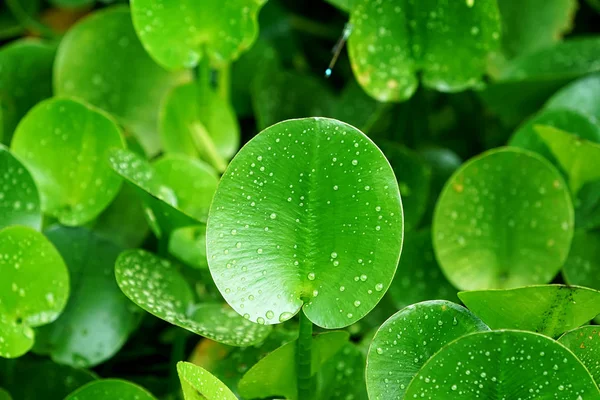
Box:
[189,122,228,173]
[217,64,231,103]
[6,0,58,39]
[296,308,313,399]
[289,14,340,40]
[195,55,212,93]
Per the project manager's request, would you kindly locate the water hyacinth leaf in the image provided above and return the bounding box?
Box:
[0,39,54,144]
[387,230,458,309]
[365,300,488,400]
[177,362,236,400]
[347,0,501,102]
[558,326,600,385]
[115,249,271,346]
[64,379,156,400]
[536,125,600,194]
[54,6,189,156]
[433,148,573,290]
[11,98,125,226]
[563,231,600,293]
[168,225,208,270]
[0,146,41,230]
[458,285,600,337]
[34,226,141,368]
[403,330,600,398]
[131,0,266,70]
[159,82,239,173]
[316,342,367,400]
[206,118,403,329]
[238,331,349,400]
[546,73,600,120]
[0,226,69,358]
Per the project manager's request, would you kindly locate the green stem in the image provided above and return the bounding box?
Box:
[169,329,187,392]
[289,14,340,40]
[6,0,58,39]
[296,308,313,399]
[189,122,227,173]
[217,64,231,103]
[195,55,212,93]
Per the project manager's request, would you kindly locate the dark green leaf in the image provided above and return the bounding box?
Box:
[563,231,600,293]
[558,325,600,385]
[546,73,600,120]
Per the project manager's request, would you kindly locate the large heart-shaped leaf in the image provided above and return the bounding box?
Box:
[0,39,53,144]
[563,231,600,294]
[54,6,190,156]
[365,300,488,400]
[206,118,403,328]
[11,97,125,226]
[0,226,69,358]
[403,330,600,398]
[433,147,573,290]
[64,379,156,400]
[131,0,267,70]
[347,0,501,102]
[33,226,141,368]
[177,362,236,400]
[458,285,600,337]
[115,249,271,346]
[558,326,600,385]
[0,145,41,230]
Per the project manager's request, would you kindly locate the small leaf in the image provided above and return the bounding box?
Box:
[177,362,236,400]
[365,300,488,400]
[115,249,271,346]
[54,6,190,156]
[11,97,125,226]
[207,118,403,329]
[458,285,600,337]
[558,325,600,385]
[348,0,501,102]
[131,0,266,69]
[0,226,69,358]
[404,330,600,398]
[238,331,349,400]
[0,145,41,230]
[64,379,156,400]
[433,147,573,290]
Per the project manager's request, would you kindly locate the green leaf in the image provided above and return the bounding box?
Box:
[536,125,600,194]
[365,300,488,400]
[206,118,403,328]
[54,6,190,156]
[347,0,501,102]
[316,342,367,400]
[33,226,141,368]
[0,358,96,400]
[0,145,41,230]
[574,180,600,231]
[324,0,352,13]
[0,39,54,144]
[238,331,349,400]
[0,226,69,358]
[177,362,236,400]
[11,97,125,226]
[458,285,600,337]
[131,0,266,69]
[49,0,95,8]
[403,330,600,398]
[558,325,600,386]
[168,225,208,270]
[331,82,389,134]
[115,249,271,346]
[546,73,600,120]
[0,0,40,40]
[64,379,156,400]
[563,231,600,292]
[0,388,9,400]
[433,147,573,290]
[387,229,458,309]
[159,82,239,173]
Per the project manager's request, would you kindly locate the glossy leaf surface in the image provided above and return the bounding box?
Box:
[177,362,236,400]
[558,326,600,385]
[64,379,156,400]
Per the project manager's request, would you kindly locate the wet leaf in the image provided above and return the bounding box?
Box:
[403,330,600,398]
[11,98,125,226]
[458,285,600,337]
[177,362,236,400]
[54,6,190,156]
[558,325,600,385]
[546,72,600,120]
[0,226,69,358]
[115,249,271,346]
[563,231,600,294]
[64,379,156,400]
[365,300,488,400]
[131,0,266,69]
[348,0,501,102]
[206,118,403,328]
[433,148,573,290]
[33,226,141,368]
[0,145,41,230]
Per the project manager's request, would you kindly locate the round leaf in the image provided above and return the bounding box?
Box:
[177,362,236,400]
[206,118,403,329]
[365,300,488,400]
[0,145,41,230]
[558,326,600,385]
[0,226,69,358]
[11,98,125,226]
[115,249,271,346]
[34,226,141,367]
[131,0,266,69]
[64,379,156,400]
[54,6,190,156]
[403,330,600,398]
[433,147,574,290]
